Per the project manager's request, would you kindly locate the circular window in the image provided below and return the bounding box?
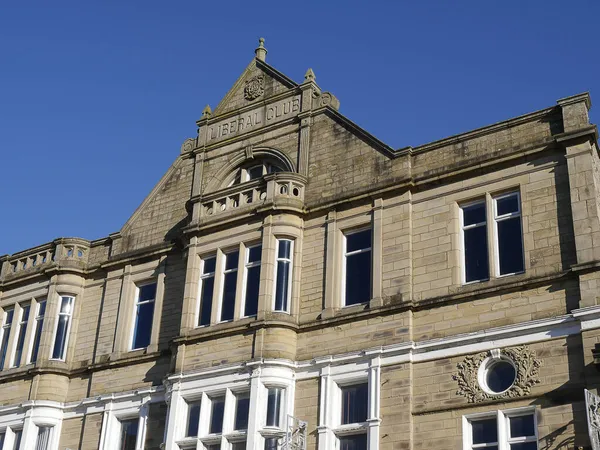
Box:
[479,358,517,394]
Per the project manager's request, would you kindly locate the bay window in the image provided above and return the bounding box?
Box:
[51,296,74,360]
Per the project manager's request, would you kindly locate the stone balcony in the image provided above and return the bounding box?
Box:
[0,238,90,283]
[188,172,307,230]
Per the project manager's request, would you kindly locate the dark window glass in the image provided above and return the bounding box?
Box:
[119,419,138,450]
[138,283,157,302]
[278,240,292,259]
[232,442,247,450]
[0,309,14,368]
[264,437,279,450]
[266,388,282,427]
[235,393,250,430]
[244,246,261,317]
[0,433,4,448]
[221,252,239,322]
[486,361,516,393]
[463,203,486,226]
[132,300,154,349]
[268,164,282,174]
[497,195,519,216]
[186,403,200,437]
[510,443,537,450]
[52,297,73,360]
[341,384,368,424]
[248,165,264,180]
[346,229,371,253]
[248,246,262,263]
[204,256,217,274]
[464,225,489,282]
[199,277,215,326]
[274,260,290,312]
[30,301,46,363]
[509,414,535,438]
[339,434,367,450]
[226,251,240,270]
[13,430,22,450]
[472,418,497,444]
[13,305,30,367]
[345,251,371,306]
[497,218,524,275]
[210,397,225,434]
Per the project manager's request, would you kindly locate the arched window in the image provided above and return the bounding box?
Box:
[227,160,284,187]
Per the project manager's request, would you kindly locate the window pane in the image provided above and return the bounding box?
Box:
[248,165,264,180]
[210,397,225,434]
[30,305,45,364]
[510,443,537,450]
[38,300,47,317]
[52,314,69,359]
[464,225,489,282]
[346,229,371,253]
[133,301,154,349]
[186,403,201,437]
[244,265,260,317]
[13,430,22,450]
[221,272,237,321]
[274,261,290,312]
[278,240,292,259]
[226,251,240,270]
[203,257,217,274]
[471,418,497,444]
[35,426,51,450]
[498,218,524,275]
[13,308,29,367]
[339,434,367,450]
[119,419,138,450]
[199,277,214,326]
[0,433,4,448]
[266,388,282,427]
[268,164,282,174]
[341,384,368,424]
[486,361,516,393]
[235,393,250,430]
[60,297,73,314]
[139,283,157,301]
[248,245,262,263]
[463,203,486,226]
[345,251,371,306]
[0,310,13,368]
[232,442,247,450]
[509,414,535,438]
[497,195,519,216]
[264,437,279,450]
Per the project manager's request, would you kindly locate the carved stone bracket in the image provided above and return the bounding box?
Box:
[452,346,542,403]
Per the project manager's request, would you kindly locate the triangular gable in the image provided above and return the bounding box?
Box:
[213,58,298,117]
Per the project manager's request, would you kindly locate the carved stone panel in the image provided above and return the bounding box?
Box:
[244,75,264,101]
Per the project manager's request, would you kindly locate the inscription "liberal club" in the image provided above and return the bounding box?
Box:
[205,96,301,142]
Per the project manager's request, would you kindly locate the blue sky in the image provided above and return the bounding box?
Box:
[1,1,599,255]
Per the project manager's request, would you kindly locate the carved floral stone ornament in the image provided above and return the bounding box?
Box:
[452,346,541,403]
[244,75,264,101]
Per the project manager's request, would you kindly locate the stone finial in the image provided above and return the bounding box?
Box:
[200,105,212,120]
[255,38,267,62]
[304,68,316,82]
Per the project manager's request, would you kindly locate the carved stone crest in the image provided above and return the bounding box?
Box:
[244,75,264,101]
[452,346,541,403]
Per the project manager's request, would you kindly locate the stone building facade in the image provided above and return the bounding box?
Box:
[0,40,599,450]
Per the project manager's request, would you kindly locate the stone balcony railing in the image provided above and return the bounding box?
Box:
[190,172,307,227]
[0,238,90,283]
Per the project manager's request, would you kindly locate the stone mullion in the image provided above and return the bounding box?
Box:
[322,211,338,318]
[37,274,59,363]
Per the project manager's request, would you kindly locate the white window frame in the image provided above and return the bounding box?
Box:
[197,255,217,327]
[462,406,538,450]
[493,191,525,278]
[129,281,157,351]
[341,228,372,307]
[50,295,74,361]
[272,239,294,313]
[218,250,240,323]
[98,396,153,450]
[241,244,262,318]
[10,303,30,368]
[0,307,15,370]
[0,404,63,450]
[27,299,46,365]
[459,199,489,285]
[0,427,21,450]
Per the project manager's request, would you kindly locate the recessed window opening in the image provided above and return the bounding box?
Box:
[186,401,201,437]
[228,161,285,187]
[118,418,139,450]
[0,308,15,368]
[274,240,293,312]
[35,426,52,450]
[131,283,156,350]
[344,229,372,306]
[480,358,517,395]
[243,245,262,317]
[52,296,74,360]
[461,201,489,283]
[234,392,250,430]
[467,411,537,450]
[341,383,369,425]
[198,256,216,326]
[12,304,30,367]
[210,396,226,434]
[494,192,524,276]
[266,387,283,428]
[29,300,46,364]
[220,251,239,322]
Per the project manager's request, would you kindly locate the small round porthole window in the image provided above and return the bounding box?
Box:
[479,357,517,395]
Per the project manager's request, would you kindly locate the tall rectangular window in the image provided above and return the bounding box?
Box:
[29,300,46,364]
[243,245,262,317]
[341,383,369,424]
[210,396,226,434]
[494,192,524,276]
[274,240,293,312]
[344,229,372,306]
[119,418,139,450]
[35,426,52,450]
[186,401,201,437]
[198,256,216,326]
[12,430,22,450]
[266,387,283,427]
[131,282,156,350]
[234,392,250,430]
[52,296,74,360]
[12,304,30,367]
[0,308,15,368]
[467,411,537,450]
[220,251,239,322]
[339,435,367,450]
[461,201,489,283]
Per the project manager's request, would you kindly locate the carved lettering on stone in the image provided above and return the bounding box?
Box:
[452,346,541,403]
[244,75,264,101]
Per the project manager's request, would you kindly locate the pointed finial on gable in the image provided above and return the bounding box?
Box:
[304,68,316,82]
[200,105,212,121]
[255,38,267,62]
